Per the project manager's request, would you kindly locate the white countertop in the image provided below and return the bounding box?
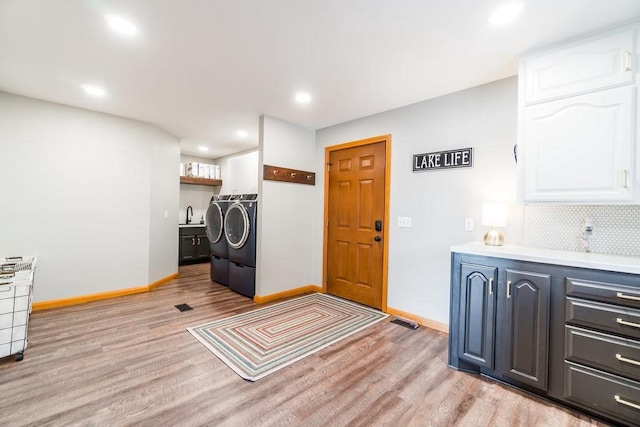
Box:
[179,223,206,228]
[451,242,640,275]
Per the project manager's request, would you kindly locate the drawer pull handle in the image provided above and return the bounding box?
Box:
[615,394,640,411]
[617,318,640,329]
[489,278,494,296]
[506,280,512,299]
[616,353,640,367]
[617,292,640,302]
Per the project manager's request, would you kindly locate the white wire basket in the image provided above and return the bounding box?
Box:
[0,256,36,361]
[0,256,37,273]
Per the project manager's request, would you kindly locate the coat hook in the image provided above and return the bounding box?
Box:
[306,175,312,180]
[273,170,278,175]
[291,172,296,178]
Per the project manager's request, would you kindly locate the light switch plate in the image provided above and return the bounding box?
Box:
[398,217,412,228]
[465,218,474,231]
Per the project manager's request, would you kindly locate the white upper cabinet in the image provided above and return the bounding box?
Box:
[524,30,635,104]
[518,25,639,204]
[524,87,634,202]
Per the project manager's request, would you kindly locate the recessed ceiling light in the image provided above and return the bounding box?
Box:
[488,2,523,25]
[81,84,106,97]
[104,13,137,36]
[237,130,249,138]
[295,92,312,104]
[198,146,209,152]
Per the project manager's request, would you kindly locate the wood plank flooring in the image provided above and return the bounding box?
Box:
[0,264,607,426]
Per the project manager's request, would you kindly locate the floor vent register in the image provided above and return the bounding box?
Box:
[174,303,194,312]
[390,317,419,330]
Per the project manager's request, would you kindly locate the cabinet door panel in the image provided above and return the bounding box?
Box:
[458,264,497,369]
[524,29,634,103]
[196,234,210,259]
[503,269,551,391]
[524,87,634,202]
[180,235,197,261]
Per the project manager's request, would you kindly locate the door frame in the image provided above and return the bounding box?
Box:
[322,134,392,312]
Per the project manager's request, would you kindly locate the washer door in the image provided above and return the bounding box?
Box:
[205,203,224,244]
[224,203,249,249]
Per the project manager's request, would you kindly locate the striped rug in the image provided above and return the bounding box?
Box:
[187,293,388,381]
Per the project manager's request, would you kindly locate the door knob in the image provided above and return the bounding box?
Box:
[374,236,381,242]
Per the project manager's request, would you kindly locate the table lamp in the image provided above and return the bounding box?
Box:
[482,203,507,246]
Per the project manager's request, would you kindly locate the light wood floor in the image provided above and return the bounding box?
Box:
[0,263,607,427]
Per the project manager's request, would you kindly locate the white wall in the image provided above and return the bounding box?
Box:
[314,77,522,325]
[257,116,316,296]
[214,149,259,196]
[150,133,181,281]
[0,92,180,302]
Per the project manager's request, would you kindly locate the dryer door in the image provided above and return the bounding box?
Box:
[224,203,250,249]
[205,203,224,244]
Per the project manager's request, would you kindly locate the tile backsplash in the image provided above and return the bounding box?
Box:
[523,205,640,256]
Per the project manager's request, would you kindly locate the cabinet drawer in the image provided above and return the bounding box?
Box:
[565,361,640,425]
[566,326,640,382]
[567,277,640,309]
[524,29,635,103]
[567,298,640,340]
[179,227,205,237]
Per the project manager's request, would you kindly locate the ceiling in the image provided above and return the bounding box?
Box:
[2,1,640,159]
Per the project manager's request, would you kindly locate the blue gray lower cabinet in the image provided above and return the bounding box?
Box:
[448,252,640,427]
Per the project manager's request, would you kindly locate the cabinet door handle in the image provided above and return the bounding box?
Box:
[197,237,201,245]
[617,292,640,302]
[622,170,629,189]
[191,237,196,246]
[623,51,632,72]
[617,318,640,329]
[506,280,512,299]
[616,353,640,367]
[489,278,494,295]
[615,394,640,411]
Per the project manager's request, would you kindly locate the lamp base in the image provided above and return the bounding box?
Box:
[484,229,504,246]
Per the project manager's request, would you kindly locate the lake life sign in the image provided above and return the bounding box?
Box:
[413,147,473,171]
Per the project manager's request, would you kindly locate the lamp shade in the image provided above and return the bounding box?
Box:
[482,203,508,227]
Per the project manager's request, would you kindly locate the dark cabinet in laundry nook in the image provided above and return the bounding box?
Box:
[179,226,210,264]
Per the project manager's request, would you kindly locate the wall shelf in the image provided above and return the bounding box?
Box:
[180,176,222,186]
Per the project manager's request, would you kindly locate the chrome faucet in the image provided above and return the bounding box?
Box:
[186,206,193,224]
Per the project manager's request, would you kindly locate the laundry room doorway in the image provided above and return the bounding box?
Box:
[324,135,391,311]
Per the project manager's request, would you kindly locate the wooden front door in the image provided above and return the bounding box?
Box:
[325,137,389,310]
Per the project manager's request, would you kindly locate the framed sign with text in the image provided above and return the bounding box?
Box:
[413,147,473,171]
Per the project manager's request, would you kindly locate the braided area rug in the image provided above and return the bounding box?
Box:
[187,293,388,381]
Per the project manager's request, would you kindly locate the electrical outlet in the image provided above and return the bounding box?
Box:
[398,217,412,228]
[465,218,474,231]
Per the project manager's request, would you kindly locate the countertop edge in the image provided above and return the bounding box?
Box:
[451,242,640,275]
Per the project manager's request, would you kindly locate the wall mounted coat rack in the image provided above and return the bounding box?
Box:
[263,164,315,186]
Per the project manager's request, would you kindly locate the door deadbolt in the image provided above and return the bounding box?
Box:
[375,220,382,232]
